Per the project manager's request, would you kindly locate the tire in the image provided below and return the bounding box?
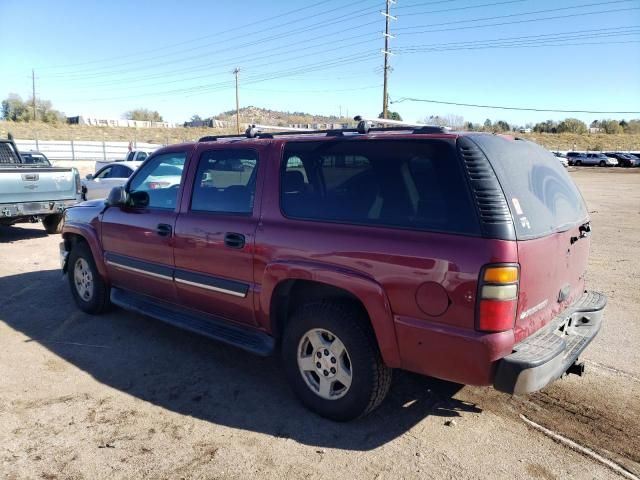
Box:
[599,160,606,167]
[67,242,111,314]
[282,302,392,421]
[42,213,64,234]
[575,160,582,166]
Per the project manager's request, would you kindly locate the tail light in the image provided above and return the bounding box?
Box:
[476,265,519,332]
[147,181,170,189]
[73,168,81,194]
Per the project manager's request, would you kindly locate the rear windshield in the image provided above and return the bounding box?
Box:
[0,143,21,164]
[280,139,480,236]
[471,135,588,240]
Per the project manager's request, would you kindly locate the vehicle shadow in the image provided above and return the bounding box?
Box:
[0,269,482,451]
[0,224,49,242]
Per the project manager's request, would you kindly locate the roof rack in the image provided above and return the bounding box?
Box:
[353,115,450,134]
[197,118,451,142]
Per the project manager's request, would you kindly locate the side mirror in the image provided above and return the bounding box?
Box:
[106,186,127,207]
[129,190,150,208]
[86,173,93,180]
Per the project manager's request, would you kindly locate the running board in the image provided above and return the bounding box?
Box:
[110,288,274,356]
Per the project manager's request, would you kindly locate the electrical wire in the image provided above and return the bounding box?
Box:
[391,97,640,114]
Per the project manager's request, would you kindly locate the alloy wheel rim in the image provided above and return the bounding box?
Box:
[73,258,94,302]
[297,328,352,400]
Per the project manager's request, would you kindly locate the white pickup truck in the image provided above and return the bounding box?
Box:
[0,139,81,234]
[95,150,153,172]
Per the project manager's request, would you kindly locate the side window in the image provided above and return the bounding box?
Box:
[110,165,132,178]
[129,152,187,209]
[137,152,148,161]
[190,149,258,214]
[280,140,480,235]
[95,166,112,179]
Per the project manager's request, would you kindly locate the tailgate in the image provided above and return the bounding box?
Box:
[515,226,590,341]
[0,167,77,204]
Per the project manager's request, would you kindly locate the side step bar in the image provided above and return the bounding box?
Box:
[111,288,275,356]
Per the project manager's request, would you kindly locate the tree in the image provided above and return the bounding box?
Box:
[557,118,587,134]
[1,93,64,123]
[494,120,510,132]
[599,119,623,134]
[533,120,558,133]
[378,111,402,121]
[483,118,492,130]
[124,108,163,122]
[190,114,202,122]
[623,119,640,134]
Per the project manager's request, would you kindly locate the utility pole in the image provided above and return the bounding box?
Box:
[381,0,396,120]
[233,67,241,134]
[31,69,37,122]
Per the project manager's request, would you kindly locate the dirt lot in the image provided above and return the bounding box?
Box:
[0,168,639,479]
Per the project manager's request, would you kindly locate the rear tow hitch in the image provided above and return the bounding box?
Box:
[566,361,585,377]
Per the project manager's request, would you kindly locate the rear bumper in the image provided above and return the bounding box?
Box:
[494,291,606,395]
[0,198,77,219]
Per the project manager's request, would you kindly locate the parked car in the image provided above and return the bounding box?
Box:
[566,152,617,166]
[552,151,568,167]
[60,126,605,421]
[20,151,51,166]
[586,153,618,167]
[566,152,587,166]
[82,161,142,200]
[95,150,153,172]
[0,139,81,234]
[604,152,640,167]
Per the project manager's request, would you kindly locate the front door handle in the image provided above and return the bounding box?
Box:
[224,232,245,249]
[157,223,172,237]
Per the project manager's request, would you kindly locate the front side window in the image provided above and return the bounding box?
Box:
[110,165,133,178]
[280,140,480,235]
[95,166,113,179]
[128,152,186,209]
[191,149,258,214]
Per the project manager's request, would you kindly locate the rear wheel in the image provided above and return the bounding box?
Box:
[282,302,392,421]
[68,242,111,314]
[42,213,63,234]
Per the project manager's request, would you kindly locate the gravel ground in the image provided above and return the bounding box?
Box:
[0,168,638,480]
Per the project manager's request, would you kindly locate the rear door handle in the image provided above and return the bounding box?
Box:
[157,223,172,237]
[224,232,245,249]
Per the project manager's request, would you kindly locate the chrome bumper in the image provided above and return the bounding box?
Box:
[0,199,77,218]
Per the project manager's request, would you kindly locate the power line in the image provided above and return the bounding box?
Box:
[36,0,356,71]
[395,0,635,31]
[396,6,640,35]
[395,29,640,52]
[38,0,378,78]
[59,52,380,103]
[391,97,640,114]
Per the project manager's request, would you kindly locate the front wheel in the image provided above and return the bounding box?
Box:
[599,160,606,167]
[282,302,392,421]
[575,160,582,166]
[67,242,111,314]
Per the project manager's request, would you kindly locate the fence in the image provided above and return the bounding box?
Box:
[15,139,165,161]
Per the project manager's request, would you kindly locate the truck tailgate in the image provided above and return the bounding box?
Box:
[0,167,78,204]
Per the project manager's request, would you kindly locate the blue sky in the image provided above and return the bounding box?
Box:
[1,0,639,125]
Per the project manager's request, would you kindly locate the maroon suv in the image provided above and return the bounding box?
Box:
[60,124,605,421]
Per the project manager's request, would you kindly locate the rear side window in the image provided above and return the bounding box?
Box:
[470,136,588,240]
[191,149,258,214]
[281,140,480,236]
